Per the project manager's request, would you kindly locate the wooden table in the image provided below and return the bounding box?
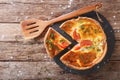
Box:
[0,0,120,79]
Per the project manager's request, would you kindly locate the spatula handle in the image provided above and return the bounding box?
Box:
[48,2,102,24]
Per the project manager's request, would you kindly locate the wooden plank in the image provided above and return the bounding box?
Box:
[0,1,119,23]
[0,0,120,4]
[0,0,75,4]
[0,40,119,61]
[0,23,23,41]
[0,41,50,61]
[0,23,120,41]
[0,61,119,80]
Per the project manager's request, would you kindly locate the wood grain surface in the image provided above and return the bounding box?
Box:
[0,0,120,80]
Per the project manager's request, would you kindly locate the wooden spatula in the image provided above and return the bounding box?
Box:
[21,2,102,40]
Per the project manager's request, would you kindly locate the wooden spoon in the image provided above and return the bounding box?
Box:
[21,2,102,40]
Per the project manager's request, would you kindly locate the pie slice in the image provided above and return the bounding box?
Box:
[60,17,107,70]
[44,28,71,58]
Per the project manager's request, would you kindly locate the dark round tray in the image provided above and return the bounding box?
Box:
[51,11,115,74]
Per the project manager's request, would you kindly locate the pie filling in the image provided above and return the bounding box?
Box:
[60,17,107,69]
[44,28,71,58]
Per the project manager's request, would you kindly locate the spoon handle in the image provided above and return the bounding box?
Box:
[48,2,102,24]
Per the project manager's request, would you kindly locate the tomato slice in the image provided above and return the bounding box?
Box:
[74,44,81,50]
[74,40,92,50]
[73,29,80,41]
[57,41,69,48]
[80,40,92,47]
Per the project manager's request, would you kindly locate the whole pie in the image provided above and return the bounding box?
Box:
[44,17,107,70]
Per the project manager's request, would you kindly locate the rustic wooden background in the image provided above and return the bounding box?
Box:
[0,0,120,80]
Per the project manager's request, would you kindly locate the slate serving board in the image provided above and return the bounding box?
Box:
[49,11,115,74]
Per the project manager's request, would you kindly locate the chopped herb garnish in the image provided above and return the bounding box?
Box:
[49,43,54,49]
[67,24,71,27]
[50,33,55,40]
[78,20,83,24]
[60,39,65,43]
[85,46,91,49]
[46,39,52,44]
[46,39,60,51]
[79,25,85,30]
[94,29,98,34]
[86,45,94,49]
[46,39,54,49]
[97,48,101,52]
[91,45,95,49]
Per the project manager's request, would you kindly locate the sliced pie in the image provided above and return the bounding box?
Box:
[60,17,107,70]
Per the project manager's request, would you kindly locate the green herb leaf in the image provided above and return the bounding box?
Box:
[49,43,54,49]
[86,46,93,49]
[78,20,83,24]
[46,39,54,49]
[50,33,55,40]
[97,48,101,52]
[46,39,52,43]
[94,29,98,34]
[60,39,65,43]
[67,24,71,27]
[79,25,85,30]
